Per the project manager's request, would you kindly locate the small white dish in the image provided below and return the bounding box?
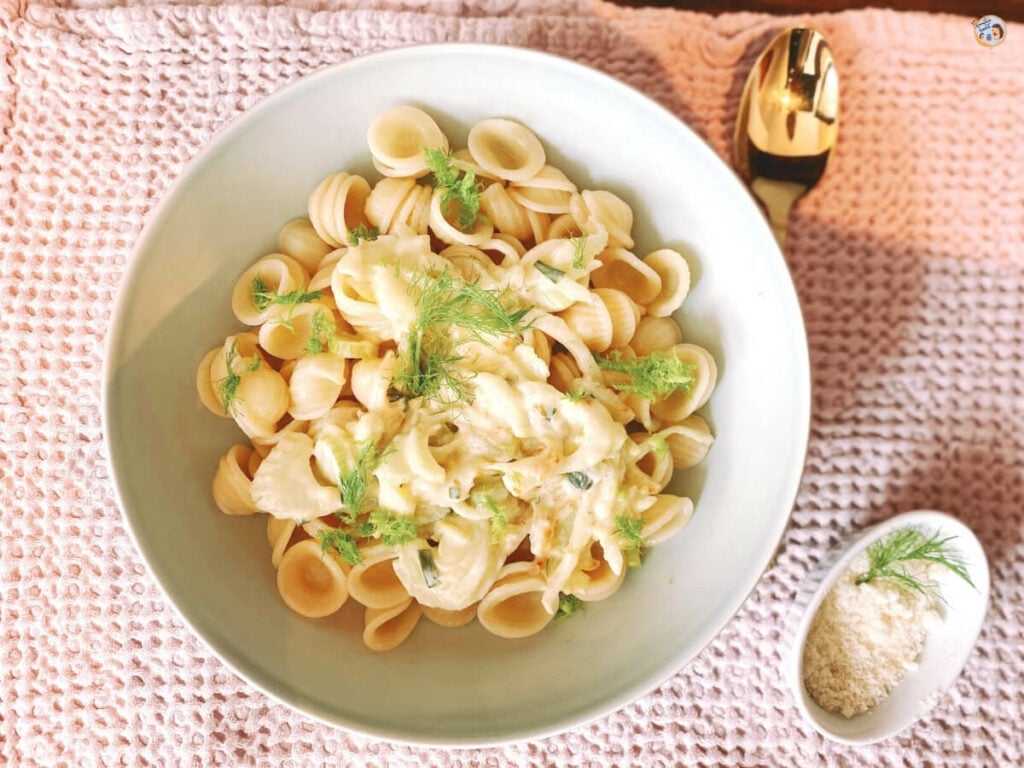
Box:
[785,510,990,745]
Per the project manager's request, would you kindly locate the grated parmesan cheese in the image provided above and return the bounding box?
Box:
[802,553,941,718]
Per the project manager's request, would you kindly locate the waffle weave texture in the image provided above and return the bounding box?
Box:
[1,1,1022,765]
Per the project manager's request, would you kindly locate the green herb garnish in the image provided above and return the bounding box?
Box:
[570,235,588,270]
[534,261,565,283]
[357,508,418,546]
[251,276,323,313]
[305,307,334,355]
[335,440,383,523]
[555,593,584,621]
[318,528,363,566]
[474,494,509,544]
[424,148,483,231]
[647,433,669,461]
[393,268,531,403]
[595,350,695,401]
[565,471,593,491]
[615,515,645,568]
[346,223,379,246]
[854,526,974,601]
[564,388,591,403]
[214,340,261,414]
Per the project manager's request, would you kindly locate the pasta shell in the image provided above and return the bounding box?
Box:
[306,263,342,313]
[627,431,674,492]
[530,313,600,378]
[366,105,448,177]
[450,147,502,182]
[467,118,546,183]
[307,400,364,442]
[659,413,714,470]
[568,542,626,602]
[196,346,229,417]
[548,351,582,392]
[522,328,552,366]
[287,353,348,421]
[267,517,297,569]
[479,182,533,241]
[559,295,613,352]
[428,187,494,246]
[308,172,373,248]
[276,539,349,618]
[546,213,583,241]
[231,365,291,440]
[212,444,260,516]
[481,234,526,267]
[645,248,691,318]
[330,267,392,341]
[365,177,415,234]
[649,343,718,423]
[595,287,641,350]
[363,598,423,652]
[420,603,478,628]
[347,548,410,610]
[366,177,432,236]
[257,302,323,361]
[589,381,636,425]
[590,248,663,307]
[640,494,694,546]
[397,183,432,235]
[315,246,345,275]
[350,351,396,411]
[476,562,554,639]
[276,217,333,274]
[246,449,263,478]
[205,333,278,426]
[249,416,310,458]
[525,209,551,246]
[507,165,577,214]
[231,253,308,326]
[570,190,634,249]
[440,243,499,283]
[631,316,684,356]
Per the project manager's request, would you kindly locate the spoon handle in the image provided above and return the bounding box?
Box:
[769,216,789,250]
[750,178,806,250]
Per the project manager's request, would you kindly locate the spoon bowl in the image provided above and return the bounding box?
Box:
[734,28,840,246]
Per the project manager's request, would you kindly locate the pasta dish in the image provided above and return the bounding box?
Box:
[195,106,717,650]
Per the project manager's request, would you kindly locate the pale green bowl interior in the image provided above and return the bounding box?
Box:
[104,44,810,746]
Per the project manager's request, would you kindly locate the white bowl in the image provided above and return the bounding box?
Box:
[785,510,990,745]
[103,43,810,745]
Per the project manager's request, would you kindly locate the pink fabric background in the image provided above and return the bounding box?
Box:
[1,1,1022,765]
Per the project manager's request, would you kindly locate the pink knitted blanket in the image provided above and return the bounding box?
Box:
[2,1,1021,765]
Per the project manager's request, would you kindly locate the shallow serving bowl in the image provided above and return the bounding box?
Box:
[103,43,810,746]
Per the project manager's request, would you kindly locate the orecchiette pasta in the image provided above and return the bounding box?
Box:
[466,118,546,183]
[590,248,662,307]
[197,107,717,651]
[367,105,449,178]
[362,599,422,651]
[308,172,373,248]
[476,562,553,639]
[212,444,260,516]
[276,539,349,618]
[276,218,333,274]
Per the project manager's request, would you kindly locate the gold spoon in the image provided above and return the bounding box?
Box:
[734,28,840,248]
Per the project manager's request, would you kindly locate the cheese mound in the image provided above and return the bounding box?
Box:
[802,553,940,718]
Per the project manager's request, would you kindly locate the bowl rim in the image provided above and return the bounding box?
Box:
[101,40,813,746]
[785,509,991,746]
